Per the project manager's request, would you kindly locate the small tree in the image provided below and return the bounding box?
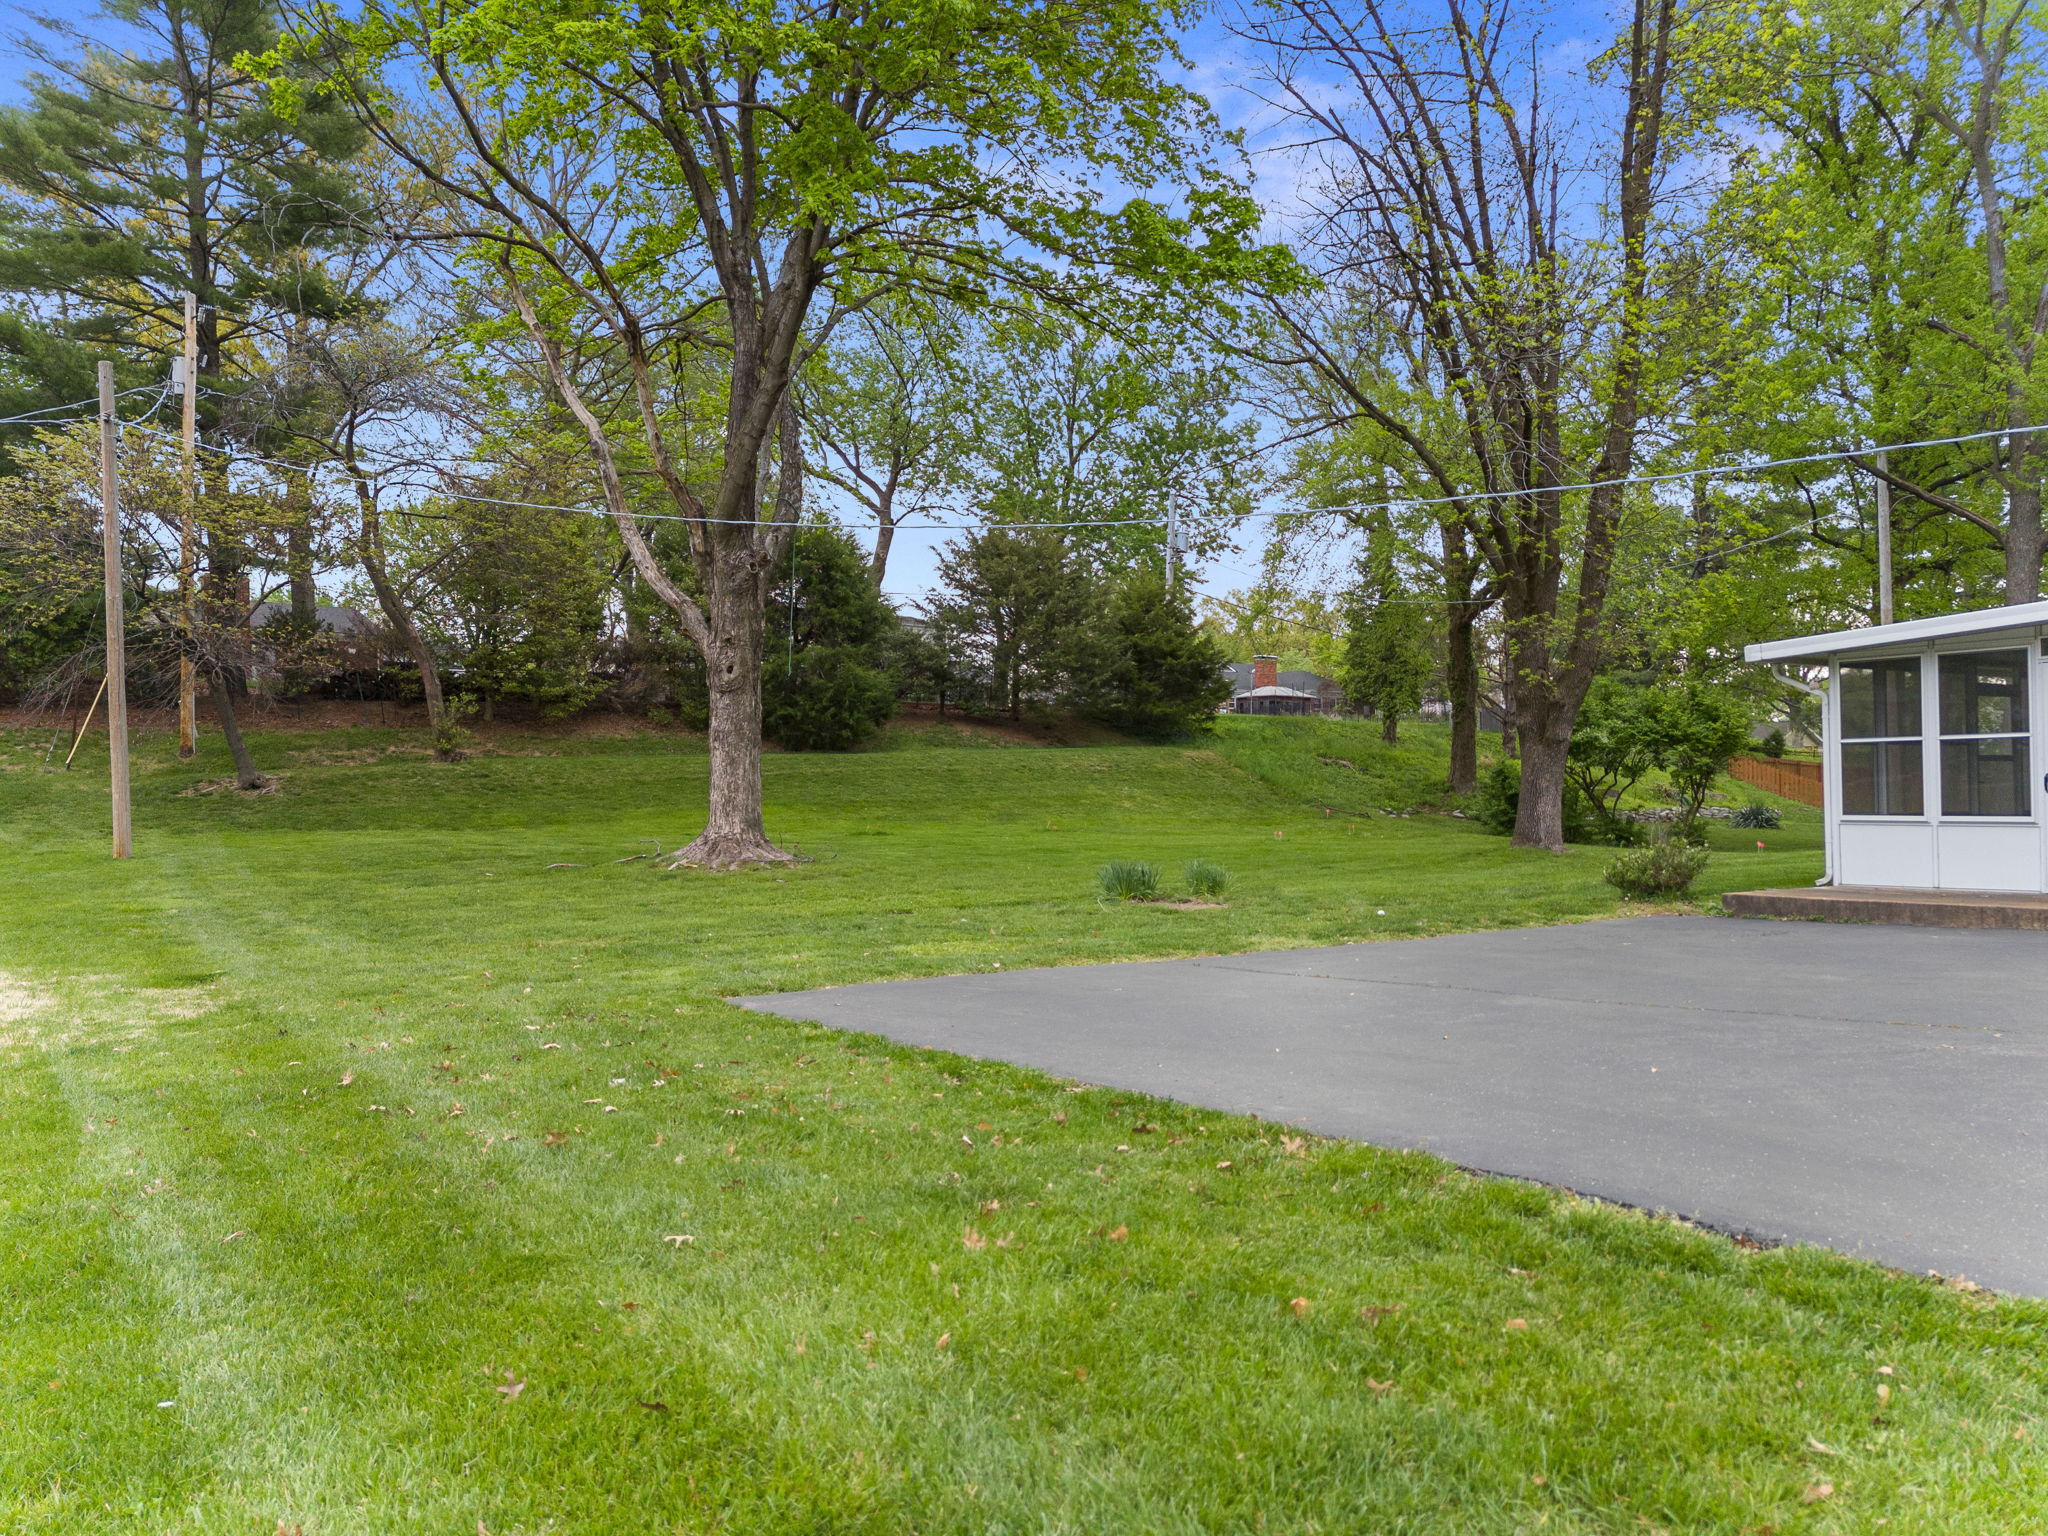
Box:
[1662,685,1753,840]
[1565,678,1671,831]
[1338,541,1434,743]
[422,497,610,721]
[762,527,898,750]
[1074,571,1231,738]
[927,527,1094,718]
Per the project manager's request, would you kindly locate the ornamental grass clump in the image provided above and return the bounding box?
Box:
[1603,838,1710,900]
[1183,859,1230,900]
[1098,859,1161,902]
[1730,801,1782,829]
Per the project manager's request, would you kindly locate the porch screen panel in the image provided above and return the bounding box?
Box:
[1939,650,2031,817]
[1839,658,1923,816]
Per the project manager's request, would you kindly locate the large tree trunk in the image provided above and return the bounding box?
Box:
[2007,476,2044,602]
[288,524,318,627]
[869,502,897,589]
[1511,721,1571,851]
[671,562,791,868]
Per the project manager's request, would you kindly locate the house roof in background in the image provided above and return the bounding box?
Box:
[1744,600,2048,662]
[251,602,378,636]
[1222,662,1340,696]
[1236,684,1320,700]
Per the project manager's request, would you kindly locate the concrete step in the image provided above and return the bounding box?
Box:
[1725,885,2048,930]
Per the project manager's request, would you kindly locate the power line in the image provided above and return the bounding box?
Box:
[114,416,2044,535]
[0,383,183,431]
[1291,421,2048,521]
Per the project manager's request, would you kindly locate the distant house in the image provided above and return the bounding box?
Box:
[1222,655,1341,715]
[251,602,380,639]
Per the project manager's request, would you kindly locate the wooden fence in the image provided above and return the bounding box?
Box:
[1730,754,1823,808]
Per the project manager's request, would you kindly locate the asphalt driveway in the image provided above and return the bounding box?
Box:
[737,915,2048,1295]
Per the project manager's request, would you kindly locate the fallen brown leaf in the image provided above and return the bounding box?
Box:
[961,1225,987,1250]
[1288,1297,1310,1317]
[1799,1482,1833,1505]
[1359,1303,1404,1325]
[495,1372,525,1401]
[936,1333,951,1351]
[1104,1224,1129,1242]
[1365,1378,1394,1394]
[1504,1318,1529,1331]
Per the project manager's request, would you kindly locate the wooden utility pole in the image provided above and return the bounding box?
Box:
[1875,448,1895,625]
[178,291,198,756]
[98,361,132,859]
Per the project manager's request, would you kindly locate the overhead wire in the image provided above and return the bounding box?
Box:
[110,413,2014,556]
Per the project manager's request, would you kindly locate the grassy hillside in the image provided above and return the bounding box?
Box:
[0,722,2033,1536]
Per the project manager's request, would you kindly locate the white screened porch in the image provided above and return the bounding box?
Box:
[1745,600,2048,894]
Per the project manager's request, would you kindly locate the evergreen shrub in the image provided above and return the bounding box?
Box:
[1603,839,1710,900]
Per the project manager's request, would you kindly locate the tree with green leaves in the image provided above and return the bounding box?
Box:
[928,526,1095,719]
[1564,677,1671,833]
[0,0,369,415]
[1073,570,1230,739]
[800,302,968,590]
[952,310,1257,567]
[1660,683,1752,840]
[302,0,1270,866]
[417,491,611,722]
[1338,534,1434,745]
[1235,0,1704,850]
[761,526,898,750]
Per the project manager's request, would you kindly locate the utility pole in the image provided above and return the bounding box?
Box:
[177,290,198,756]
[1875,448,1895,625]
[98,361,131,859]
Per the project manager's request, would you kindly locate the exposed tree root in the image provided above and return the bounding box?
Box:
[663,830,801,870]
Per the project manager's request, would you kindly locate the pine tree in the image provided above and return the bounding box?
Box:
[0,0,369,396]
[928,526,1096,718]
[0,0,372,729]
[1074,570,1230,738]
[761,527,899,750]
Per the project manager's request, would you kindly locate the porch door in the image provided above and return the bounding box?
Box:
[1933,646,2040,892]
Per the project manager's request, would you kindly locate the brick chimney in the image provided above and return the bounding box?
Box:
[1252,655,1279,690]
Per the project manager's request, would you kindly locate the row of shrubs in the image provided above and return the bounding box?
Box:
[1098,858,1230,903]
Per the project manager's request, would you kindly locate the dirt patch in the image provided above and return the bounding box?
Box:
[0,974,216,1056]
[0,972,51,1052]
[177,775,285,797]
[0,972,43,1024]
[1141,899,1229,910]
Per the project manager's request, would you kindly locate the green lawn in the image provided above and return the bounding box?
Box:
[0,718,2039,1535]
